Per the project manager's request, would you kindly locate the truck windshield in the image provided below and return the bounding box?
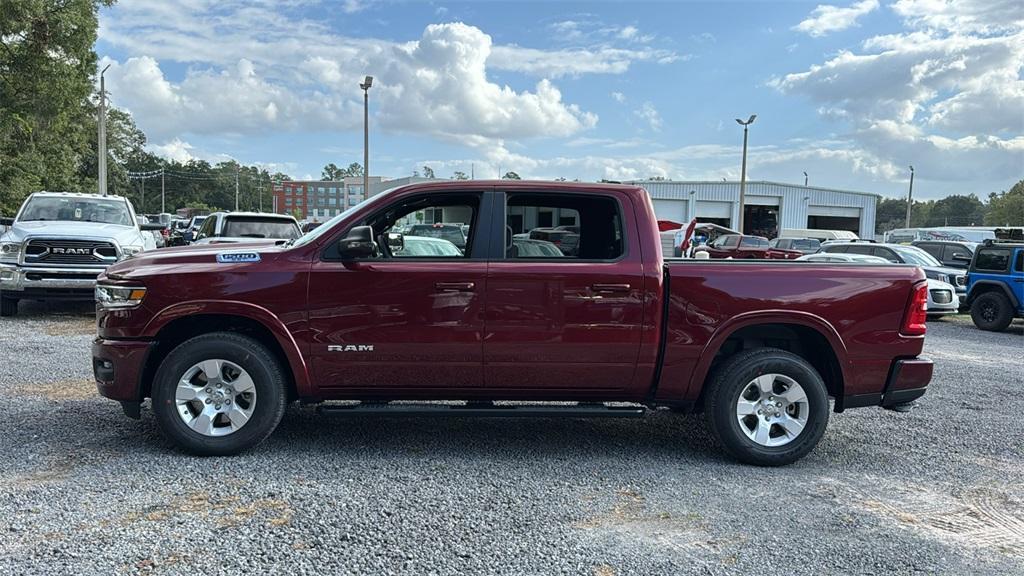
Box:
[19,196,133,226]
[223,217,300,239]
[892,246,942,267]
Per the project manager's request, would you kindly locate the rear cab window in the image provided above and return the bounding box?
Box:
[223,217,300,239]
[505,193,624,260]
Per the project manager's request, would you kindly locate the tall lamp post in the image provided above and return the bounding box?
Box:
[803,171,808,186]
[360,75,373,199]
[98,64,111,196]
[735,114,756,233]
[904,165,915,227]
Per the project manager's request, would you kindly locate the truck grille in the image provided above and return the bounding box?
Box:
[23,239,118,266]
[930,289,953,304]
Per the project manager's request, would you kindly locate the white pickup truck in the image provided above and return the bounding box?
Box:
[0,191,161,316]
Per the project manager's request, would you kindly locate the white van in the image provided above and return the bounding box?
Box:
[779,228,859,242]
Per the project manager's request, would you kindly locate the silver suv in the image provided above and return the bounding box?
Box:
[0,192,160,316]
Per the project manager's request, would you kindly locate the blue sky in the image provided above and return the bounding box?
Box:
[96,0,1023,200]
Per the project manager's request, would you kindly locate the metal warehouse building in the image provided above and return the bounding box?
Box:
[628,180,879,239]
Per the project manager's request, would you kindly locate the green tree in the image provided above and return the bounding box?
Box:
[321,163,344,180]
[452,171,468,180]
[923,194,987,227]
[0,0,115,214]
[344,162,363,177]
[502,171,521,180]
[986,180,1024,226]
[422,165,435,178]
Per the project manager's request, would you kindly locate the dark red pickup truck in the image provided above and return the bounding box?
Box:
[93,181,932,465]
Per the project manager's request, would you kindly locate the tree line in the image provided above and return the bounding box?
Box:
[875,181,1023,234]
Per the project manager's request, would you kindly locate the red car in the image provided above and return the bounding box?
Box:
[699,234,803,260]
[93,181,931,465]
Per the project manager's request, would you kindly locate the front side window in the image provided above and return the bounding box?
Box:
[505,193,623,260]
[975,248,1010,272]
[364,193,478,259]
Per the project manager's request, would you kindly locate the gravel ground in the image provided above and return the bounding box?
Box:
[0,302,1022,576]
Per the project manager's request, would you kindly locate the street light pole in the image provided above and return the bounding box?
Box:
[803,171,808,186]
[161,169,165,213]
[904,165,915,227]
[735,114,756,234]
[360,75,373,199]
[98,64,111,196]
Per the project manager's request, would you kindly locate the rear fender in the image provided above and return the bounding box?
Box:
[688,310,850,396]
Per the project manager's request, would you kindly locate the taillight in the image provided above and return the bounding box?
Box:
[901,282,928,336]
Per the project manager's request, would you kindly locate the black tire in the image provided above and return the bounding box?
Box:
[970,291,1013,332]
[152,332,287,456]
[0,294,18,317]
[704,348,829,466]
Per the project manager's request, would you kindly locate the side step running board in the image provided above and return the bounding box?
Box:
[318,402,646,418]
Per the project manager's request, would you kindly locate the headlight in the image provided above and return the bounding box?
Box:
[119,245,144,260]
[0,241,21,261]
[95,285,147,309]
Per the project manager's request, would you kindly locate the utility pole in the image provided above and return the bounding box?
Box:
[904,165,915,228]
[360,76,373,200]
[235,165,240,211]
[140,177,145,213]
[161,169,165,213]
[258,172,263,212]
[735,114,757,234]
[98,64,111,196]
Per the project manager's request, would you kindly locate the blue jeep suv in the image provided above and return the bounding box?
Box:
[966,241,1024,331]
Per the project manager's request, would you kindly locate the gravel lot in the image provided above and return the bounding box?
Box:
[0,302,1022,575]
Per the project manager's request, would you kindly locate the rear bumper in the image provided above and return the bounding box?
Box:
[841,357,932,410]
[1,264,102,299]
[92,337,154,404]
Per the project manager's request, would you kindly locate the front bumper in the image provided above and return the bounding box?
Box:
[92,337,154,410]
[1,263,104,299]
[841,357,933,410]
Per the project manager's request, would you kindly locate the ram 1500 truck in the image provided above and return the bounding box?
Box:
[92,181,933,465]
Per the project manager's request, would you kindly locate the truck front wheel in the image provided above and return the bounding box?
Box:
[152,332,287,456]
[704,348,829,466]
[970,291,1013,332]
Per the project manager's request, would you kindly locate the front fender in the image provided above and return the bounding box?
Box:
[143,300,312,397]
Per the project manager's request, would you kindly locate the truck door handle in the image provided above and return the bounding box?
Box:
[435,282,475,292]
[591,283,631,294]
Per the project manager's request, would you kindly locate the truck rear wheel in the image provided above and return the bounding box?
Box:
[704,348,829,466]
[0,294,18,317]
[970,292,1013,332]
[152,332,287,456]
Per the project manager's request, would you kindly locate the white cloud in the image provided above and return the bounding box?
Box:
[773,1,1024,185]
[610,91,626,103]
[148,138,195,163]
[634,102,662,132]
[794,0,879,37]
[489,45,682,78]
[100,21,600,143]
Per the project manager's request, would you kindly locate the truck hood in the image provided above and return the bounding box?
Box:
[103,241,282,280]
[1,220,145,247]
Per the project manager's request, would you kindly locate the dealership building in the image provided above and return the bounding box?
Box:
[627,180,880,239]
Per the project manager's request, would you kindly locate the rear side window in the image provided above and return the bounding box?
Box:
[741,236,768,247]
[871,247,898,261]
[845,245,874,256]
[942,244,971,262]
[1016,250,1023,272]
[506,193,623,260]
[975,248,1011,272]
[823,244,848,253]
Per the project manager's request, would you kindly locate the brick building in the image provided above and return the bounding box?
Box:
[271,176,384,221]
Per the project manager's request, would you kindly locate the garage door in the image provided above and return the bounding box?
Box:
[652,199,688,224]
[808,205,860,218]
[696,201,731,219]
